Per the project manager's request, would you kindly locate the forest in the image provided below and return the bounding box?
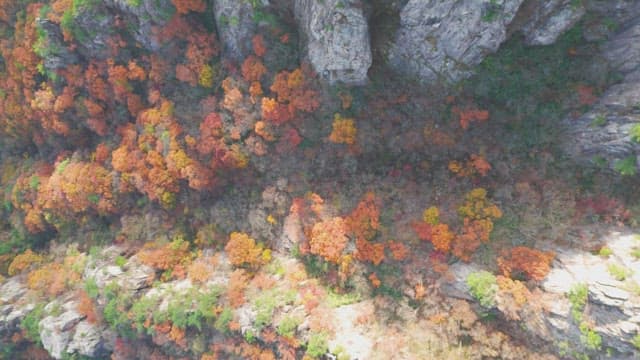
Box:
[0,0,639,359]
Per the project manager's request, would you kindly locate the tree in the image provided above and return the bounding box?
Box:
[346,192,380,240]
[329,114,357,145]
[171,0,206,14]
[309,217,348,263]
[498,246,555,281]
[225,232,267,268]
[241,55,267,82]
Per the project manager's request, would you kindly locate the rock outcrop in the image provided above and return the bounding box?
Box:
[514,0,586,45]
[295,0,372,85]
[36,19,79,71]
[213,0,257,61]
[563,15,640,170]
[388,0,524,84]
[102,0,174,51]
[541,233,640,358]
[442,233,640,358]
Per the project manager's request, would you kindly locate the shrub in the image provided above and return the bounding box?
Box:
[214,307,233,334]
[309,217,349,263]
[8,249,43,275]
[466,270,498,308]
[276,315,301,338]
[497,246,555,281]
[607,263,632,281]
[597,247,612,258]
[306,332,328,358]
[115,255,127,268]
[430,223,454,252]
[579,322,602,351]
[329,114,357,145]
[453,188,502,261]
[632,334,640,350]
[137,237,192,274]
[614,156,637,176]
[27,262,67,296]
[567,283,588,322]
[346,192,380,241]
[21,304,45,343]
[422,206,439,225]
[225,232,267,268]
[355,238,385,265]
[84,277,99,299]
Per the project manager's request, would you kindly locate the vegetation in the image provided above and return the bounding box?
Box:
[0,1,635,359]
[568,283,588,322]
[466,271,498,308]
[21,304,45,344]
[607,263,632,281]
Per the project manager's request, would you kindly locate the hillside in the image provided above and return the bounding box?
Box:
[1,1,640,359]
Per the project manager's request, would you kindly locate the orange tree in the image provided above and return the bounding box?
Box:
[452,188,502,262]
[498,246,555,281]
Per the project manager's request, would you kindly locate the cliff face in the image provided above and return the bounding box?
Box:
[388,0,525,84]
[564,14,640,169]
[294,0,372,85]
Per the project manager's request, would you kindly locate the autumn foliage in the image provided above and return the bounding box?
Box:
[225,232,269,268]
[346,192,380,241]
[329,114,357,145]
[452,188,502,262]
[355,238,385,265]
[309,217,348,263]
[7,249,43,276]
[449,154,491,177]
[262,67,319,124]
[137,238,193,279]
[498,246,555,281]
[171,0,206,14]
[452,106,489,129]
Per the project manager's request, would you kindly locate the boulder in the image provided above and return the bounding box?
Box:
[295,0,372,84]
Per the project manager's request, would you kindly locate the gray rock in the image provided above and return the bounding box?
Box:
[388,0,524,84]
[249,185,290,245]
[535,236,640,357]
[39,307,85,359]
[563,18,640,171]
[0,278,27,304]
[516,0,585,46]
[0,303,35,335]
[66,321,111,358]
[590,280,630,307]
[602,20,640,76]
[295,0,372,85]
[214,0,257,61]
[103,0,174,50]
[119,257,155,291]
[67,3,114,61]
[235,303,257,335]
[585,0,640,30]
[439,262,479,302]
